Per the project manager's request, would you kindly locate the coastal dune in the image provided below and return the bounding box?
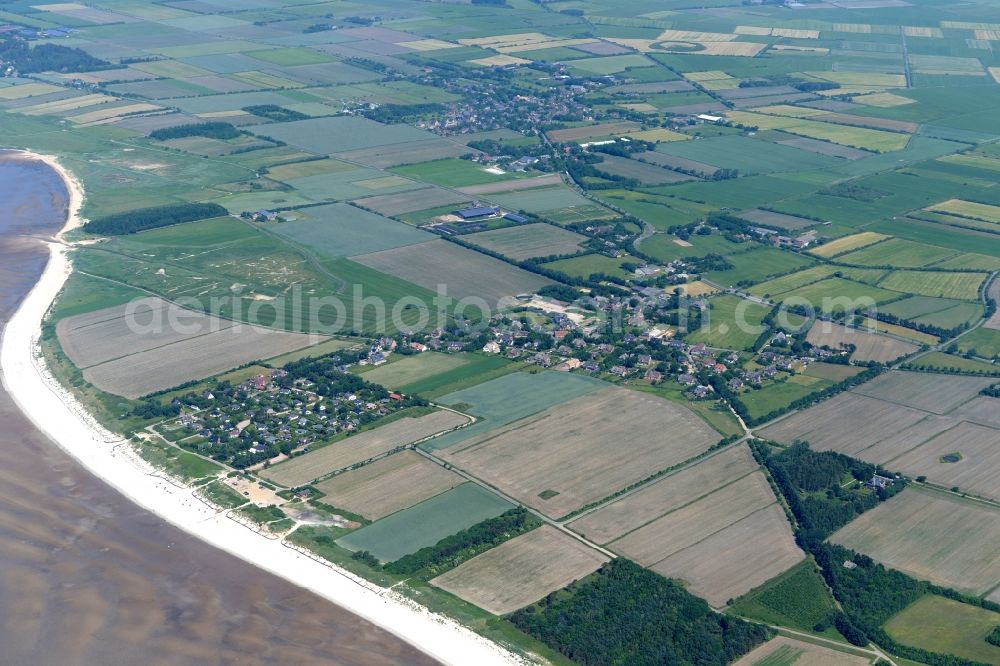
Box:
[0,152,522,666]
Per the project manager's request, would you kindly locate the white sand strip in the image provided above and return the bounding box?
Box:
[0,151,524,666]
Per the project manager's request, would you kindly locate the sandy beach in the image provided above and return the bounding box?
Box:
[0,151,524,666]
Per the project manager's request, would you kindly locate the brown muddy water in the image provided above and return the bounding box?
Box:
[0,153,437,666]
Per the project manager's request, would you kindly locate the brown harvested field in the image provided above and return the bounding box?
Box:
[430,526,608,615]
[463,223,589,261]
[830,488,1000,595]
[983,277,1000,330]
[313,451,463,520]
[353,187,467,217]
[888,422,1000,500]
[456,173,563,196]
[651,504,803,607]
[757,393,928,456]
[952,396,1000,428]
[776,136,870,159]
[851,371,993,414]
[732,636,870,666]
[611,471,776,566]
[805,321,919,363]
[634,151,718,176]
[815,112,918,133]
[546,121,640,143]
[351,239,553,305]
[81,324,320,399]
[262,410,471,487]
[855,414,958,465]
[56,297,235,369]
[568,445,757,545]
[333,138,469,168]
[439,386,718,518]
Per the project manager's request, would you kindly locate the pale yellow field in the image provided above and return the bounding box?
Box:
[732,636,870,666]
[469,54,531,67]
[904,26,944,37]
[17,94,113,116]
[806,71,906,88]
[735,25,771,36]
[439,386,718,519]
[684,70,732,81]
[651,504,803,607]
[496,38,597,54]
[313,451,463,520]
[676,280,719,297]
[695,42,767,57]
[68,103,161,124]
[833,23,873,33]
[399,39,460,51]
[771,45,830,54]
[726,111,909,152]
[430,526,609,615]
[611,471,776,565]
[262,410,472,487]
[568,444,757,545]
[943,21,1000,30]
[460,32,549,48]
[772,28,820,38]
[757,104,829,118]
[0,82,63,100]
[656,29,736,42]
[929,198,1000,223]
[622,127,689,142]
[990,67,1000,84]
[808,231,889,257]
[831,488,1000,595]
[854,92,916,107]
[861,318,939,345]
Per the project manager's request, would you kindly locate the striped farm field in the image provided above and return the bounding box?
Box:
[838,238,957,268]
[809,232,889,258]
[927,199,1000,224]
[878,270,987,300]
[724,112,909,152]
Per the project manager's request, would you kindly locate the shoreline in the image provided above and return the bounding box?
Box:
[0,150,525,666]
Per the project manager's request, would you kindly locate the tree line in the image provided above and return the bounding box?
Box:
[84,202,229,235]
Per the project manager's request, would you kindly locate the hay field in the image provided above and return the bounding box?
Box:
[809,232,889,257]
[546,121,640,143]
[470,55,531,67]
[732,636,870,666]
[463,223,588,261]
[757,392,929,456]
[430,526,608,615]
[568,445,757,545]
[56,297,234,369]
[269,203,434,258]
[80,323,318,399]
[439,386,718,518]
[725,111,909,152]
[611,471,776,565]
[927,198,1000,223]
[351,240,553,305]
[359,353,470,390]
[262,410,471,487]
[831,488,1000,595]
[457,173,563,196]
[852,371,992,413]
[336,483,513,563]
[354,187,467,217]
[890,422,1000,500]
[651,504,803,607]
[313,451,463,520]
[738,209,817,231]
[805,321,919,362]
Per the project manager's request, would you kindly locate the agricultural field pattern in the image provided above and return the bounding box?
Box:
[8,0,1000,663]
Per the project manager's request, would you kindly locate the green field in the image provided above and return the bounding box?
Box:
[776,278,901,313]
[954,327,1000,359]
[391,159,526,188]
[905,351,1000,375]
[884,596,1000,665]
[705,247,814,288]
[739,375,833,422]
[268,203,434,258]
[878,271,987,301]
[729,560,837,632]
[358,352,472,391]
[685,295,771,351]
[336,483,514,563]
[543,253,636,279]
[838,238,957,268]
[425,371,606,451]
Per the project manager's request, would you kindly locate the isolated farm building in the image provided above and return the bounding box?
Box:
[867,474,893,490]
[504,212,528,223]
[696,114,724,123]
[454,205,500,220]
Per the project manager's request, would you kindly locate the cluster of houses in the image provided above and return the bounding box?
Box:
[749,226,817,250]
[165,363,407,468]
